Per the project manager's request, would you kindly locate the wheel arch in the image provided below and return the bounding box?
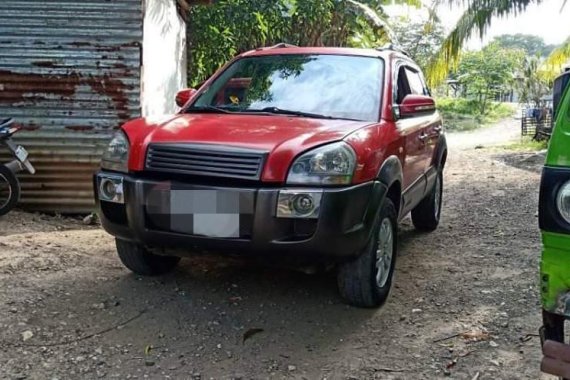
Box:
[377,156,403,216]
[434,134,448,169]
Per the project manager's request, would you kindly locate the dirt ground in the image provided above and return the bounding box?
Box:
[0,119,554,380]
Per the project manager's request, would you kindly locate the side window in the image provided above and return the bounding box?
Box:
[404,67,426,96]
[395,66,412,104]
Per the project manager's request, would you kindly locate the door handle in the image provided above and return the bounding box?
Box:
[419,132,428,142]
[433,126,442,133]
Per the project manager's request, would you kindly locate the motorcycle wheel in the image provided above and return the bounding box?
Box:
[0,164,20,216]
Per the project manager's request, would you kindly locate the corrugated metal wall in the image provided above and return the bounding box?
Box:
[0,0,142,213]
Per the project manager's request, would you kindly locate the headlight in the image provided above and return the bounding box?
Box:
[557,181,570,223]
[101,130,129,172]
[287,142,356,185]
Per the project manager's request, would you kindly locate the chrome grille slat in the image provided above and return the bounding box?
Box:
[145,144,266,180]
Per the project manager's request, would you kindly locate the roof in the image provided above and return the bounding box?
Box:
[240,44,406,61]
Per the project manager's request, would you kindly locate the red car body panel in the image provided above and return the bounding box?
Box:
[123,114,389,183]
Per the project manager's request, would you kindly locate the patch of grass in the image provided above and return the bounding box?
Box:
[502,137,548,151]
[436,97,516,132]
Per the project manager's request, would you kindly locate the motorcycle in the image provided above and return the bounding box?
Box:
[0,118,35,216]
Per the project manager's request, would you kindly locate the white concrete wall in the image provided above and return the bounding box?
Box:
[142,0,187,116]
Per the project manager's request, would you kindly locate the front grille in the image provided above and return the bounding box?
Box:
[146,144,266,180]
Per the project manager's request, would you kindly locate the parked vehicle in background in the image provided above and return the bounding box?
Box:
[0,118,35,216]
[539,70,570,379]
[95,45,447,308]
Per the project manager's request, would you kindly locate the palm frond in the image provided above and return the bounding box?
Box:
[345,0,399,44]
[543,37,570,80]
[425,0,541,86]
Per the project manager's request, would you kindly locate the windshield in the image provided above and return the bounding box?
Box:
[189,54,384,122]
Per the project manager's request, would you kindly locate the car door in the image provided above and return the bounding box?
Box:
[404,67,442,174]
[394,64,426,200]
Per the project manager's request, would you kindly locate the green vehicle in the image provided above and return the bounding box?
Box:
[540,70,570,373]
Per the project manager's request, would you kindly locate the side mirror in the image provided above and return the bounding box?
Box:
[399,94,436,118]
[175,88,198,107]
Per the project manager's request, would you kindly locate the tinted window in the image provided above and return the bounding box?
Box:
[192,54,384,122]
[405,67,426,95]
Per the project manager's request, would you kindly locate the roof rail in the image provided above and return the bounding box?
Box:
[257,42,298,51]
[375,43,409,57]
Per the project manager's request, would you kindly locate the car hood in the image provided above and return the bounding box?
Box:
[124,113,373,181]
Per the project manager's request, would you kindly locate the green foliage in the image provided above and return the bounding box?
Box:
[503,136,548,151]
[187,1,289,86]
[186,0,404,87]
[392,15,445,71]
[425,0,548,87]
[454,43,524,115]
[516,55,550,107]
[492,34,556,57]
[437,97,515,131]
[545,36,570,79]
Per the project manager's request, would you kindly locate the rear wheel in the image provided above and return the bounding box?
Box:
[337,198,398,308]
[411,170,443,232]
[0,165,20,217]
[116,239,180,276]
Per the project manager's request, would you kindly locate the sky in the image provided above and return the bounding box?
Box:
[386,1,570,51]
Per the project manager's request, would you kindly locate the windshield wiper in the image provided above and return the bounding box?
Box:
[184,105,235,114]
[248,107,357,121]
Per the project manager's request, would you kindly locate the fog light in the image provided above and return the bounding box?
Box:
[98,175,124,204]
[277,190,322,219]
[292,194,314,214]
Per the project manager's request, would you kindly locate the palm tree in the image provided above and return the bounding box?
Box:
[545,36,570,74]
[426,0,569,86]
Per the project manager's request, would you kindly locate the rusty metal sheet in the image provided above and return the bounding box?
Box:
[0,0,142,213]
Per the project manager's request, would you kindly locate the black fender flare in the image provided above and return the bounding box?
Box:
[433,134,448,169]
[375,156,404,216]
[377,155,403,190]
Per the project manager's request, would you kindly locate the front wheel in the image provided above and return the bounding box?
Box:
[116,239,180,276]
[0,164,20,217]
[337,198,398,308]
[411,170,443,232]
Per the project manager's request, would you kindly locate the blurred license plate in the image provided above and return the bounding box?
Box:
[14,146,28,162]
[168,189,253,238]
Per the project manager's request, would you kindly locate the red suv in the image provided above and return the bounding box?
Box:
[95,45,446,308]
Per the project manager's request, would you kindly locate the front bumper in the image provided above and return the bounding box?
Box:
[95,172,386,262]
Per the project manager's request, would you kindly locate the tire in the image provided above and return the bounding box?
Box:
[411,170,443,232]
[116,239,180,276]
[337,198,398,308]
[0,164,20,217]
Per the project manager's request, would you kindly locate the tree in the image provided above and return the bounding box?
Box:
[185,0,420,86]
[515,55,550,107]
[492,34,556,57]
[545,36,570,77]
[455,43,523,115]
[425,0,569,86]
[392,15,445,71]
